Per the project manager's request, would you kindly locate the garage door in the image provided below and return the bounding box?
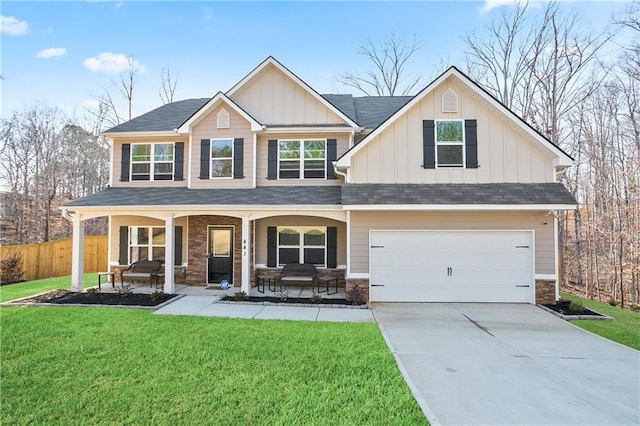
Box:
[370,230,534,303]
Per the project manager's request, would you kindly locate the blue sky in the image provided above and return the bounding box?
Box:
[0,1,629,123]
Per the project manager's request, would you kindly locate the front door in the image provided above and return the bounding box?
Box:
[207,227,233,284]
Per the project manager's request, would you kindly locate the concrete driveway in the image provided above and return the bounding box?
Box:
[373,303,640,426]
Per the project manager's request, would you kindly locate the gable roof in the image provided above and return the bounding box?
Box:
[177,91,263,133]
[226,56,361,129]
[336,66,574,168]
[104,98,210,133]
[322,95,412,130]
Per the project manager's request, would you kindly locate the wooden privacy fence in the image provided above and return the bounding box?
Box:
[1,236,108,281]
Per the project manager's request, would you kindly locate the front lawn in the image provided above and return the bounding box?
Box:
[561,292,640,350]
[1,306,427,425]
[0,273,96,303]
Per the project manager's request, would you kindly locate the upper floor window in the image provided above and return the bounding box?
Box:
[131,143,174,181]
[210,138,233,178]
[436,120,464,167]
[278,139,326,179]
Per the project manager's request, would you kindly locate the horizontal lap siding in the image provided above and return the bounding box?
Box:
[111,137,189,188]
[256,134,348,186]
[190,104,253,189]
[349,211,554,275]
[350,78,554,184]
[255,216,346,266]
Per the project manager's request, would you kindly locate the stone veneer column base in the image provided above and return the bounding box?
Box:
[346,279,369,304]
[535,280,556,304]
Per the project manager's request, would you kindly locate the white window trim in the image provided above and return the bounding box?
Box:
[277,226,327,267]
[129,226,166,264]
[277,139,327,180]
[435,119,465,168]
[210,138,234,179]
[130,142,175,181]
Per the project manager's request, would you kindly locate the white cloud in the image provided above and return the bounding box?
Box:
[81,99,100,110]
[82,52,147,74]
[1,15,30,36]
[480,0,546,13]
[36,47,67,59]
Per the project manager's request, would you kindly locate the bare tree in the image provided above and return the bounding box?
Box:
[338,34,423,96]
[117,55,138,121]
[160,68,179,104]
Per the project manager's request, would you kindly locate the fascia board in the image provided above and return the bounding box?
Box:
[226,56,361,129]
[263,126,363,134]
[343,204,577,211]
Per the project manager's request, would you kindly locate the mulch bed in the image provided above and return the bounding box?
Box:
[542,299,606,317]
[12,290,178,307]
[221,295,365,307]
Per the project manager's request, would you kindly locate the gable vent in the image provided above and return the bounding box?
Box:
[217,108,230,129]
[441,88,458,113]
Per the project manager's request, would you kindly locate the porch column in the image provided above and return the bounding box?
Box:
[241,216,250,294]
[164,216,175,294]
[70,214,85,292]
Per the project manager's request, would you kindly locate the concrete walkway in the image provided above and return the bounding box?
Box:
[154,295,374,322]
[373,303,640,426]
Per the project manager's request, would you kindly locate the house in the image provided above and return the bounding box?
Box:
[63,56,577,304]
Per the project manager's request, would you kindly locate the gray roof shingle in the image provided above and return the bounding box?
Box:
[352,96,413,129]
[64,186,342,207]
[105,98,210,133]
[341,183,577,205]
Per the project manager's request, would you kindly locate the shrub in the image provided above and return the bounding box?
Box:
[151,290,165,301]
[630,303,640,312]
[234,291,249,301]
[117,285,132,295]
[569,301,585,313]
[0,252,24,285]
[86,287,100,295]
[310,292,322,304]
[609,299,618,307]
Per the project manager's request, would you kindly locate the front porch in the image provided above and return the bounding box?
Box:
[93,280,348,300]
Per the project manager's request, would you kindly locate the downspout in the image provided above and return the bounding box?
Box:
[333,163,348,183]
[61,208,73,222]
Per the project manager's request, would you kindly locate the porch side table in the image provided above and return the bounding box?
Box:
[97,272,115,290]
[318,276,338,295]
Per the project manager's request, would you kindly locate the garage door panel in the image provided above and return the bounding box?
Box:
[370,230,534,303]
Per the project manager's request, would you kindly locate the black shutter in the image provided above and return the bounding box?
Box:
[422,120,435,169]
[267,140,278,180]
[174,226,183,266]
[465,119,478,169]
[119,226,129,265]
[326,139,337,179]
[120,144,131,181]
[326,227,337,268]
[233,138,244,179]
[267,226,277,267]
[174,142,184,181]
[200,139,210,179]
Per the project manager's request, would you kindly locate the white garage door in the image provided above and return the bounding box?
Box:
[370,230,534,303]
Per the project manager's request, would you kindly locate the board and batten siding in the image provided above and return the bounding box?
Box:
[256,134,348,186]
[109,216,188,265]
[254,216,346,266]
[350,78,554,184]
[349,211,555,276]
[111,136,189,188]
[190,103,254,189]
[229,64,346,125]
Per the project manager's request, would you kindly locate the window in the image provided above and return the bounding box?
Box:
[278,139,325,179]
[131,143,174,180]
[210,138,233,178]
[129,226,165,263]
[277,227,326,266]
[435,120,464,167]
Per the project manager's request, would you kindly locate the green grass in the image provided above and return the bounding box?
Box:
[561,292,640,350]
[0,273,96,303]
[1,306,427,425]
